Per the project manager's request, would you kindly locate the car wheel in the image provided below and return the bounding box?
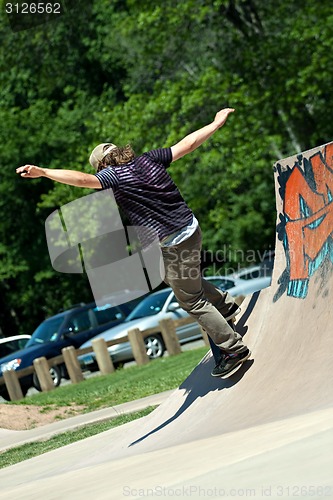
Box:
[0,384,29,401]
[144,334,165,360]
[33,365,62,391]
[0,386,10,401]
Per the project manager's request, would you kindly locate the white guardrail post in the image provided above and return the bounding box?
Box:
[159,318,182,355]
[33,357,55,392]
[62,346,84,384]
[92,337,115,374]
[128,328,150,365]
[2,369,24,401]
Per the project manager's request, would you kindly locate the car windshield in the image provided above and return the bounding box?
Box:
[26,316,65,345]
[126,291,170,320]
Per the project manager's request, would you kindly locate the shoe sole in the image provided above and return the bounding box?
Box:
[211,350,251,378]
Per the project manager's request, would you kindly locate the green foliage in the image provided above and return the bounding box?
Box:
[0,0,333,335]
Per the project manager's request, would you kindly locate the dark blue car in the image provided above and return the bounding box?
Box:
[0,298,141,400]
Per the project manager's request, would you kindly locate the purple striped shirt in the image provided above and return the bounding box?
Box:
[95,148,193,246]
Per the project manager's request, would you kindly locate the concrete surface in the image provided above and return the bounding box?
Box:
[0,390,174,453]
[1,143,333,499]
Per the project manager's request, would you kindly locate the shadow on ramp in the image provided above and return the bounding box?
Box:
[129,354,254,447]
[236,290,260,336]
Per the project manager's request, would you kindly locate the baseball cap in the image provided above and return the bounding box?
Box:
[89,143,117,170]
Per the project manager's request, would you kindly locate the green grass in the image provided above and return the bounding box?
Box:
[0,407,155,469]
[11,346,209,412]
[0,347,209,469]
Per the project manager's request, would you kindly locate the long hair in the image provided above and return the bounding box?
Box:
[97,144,135,172]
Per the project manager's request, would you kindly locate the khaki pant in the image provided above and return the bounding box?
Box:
[161,227,247,353]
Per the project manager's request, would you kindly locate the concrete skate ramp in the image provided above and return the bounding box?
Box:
[87,140,333,455]
[1,143,333,497]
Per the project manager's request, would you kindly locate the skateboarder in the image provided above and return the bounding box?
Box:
[16,107,250,378]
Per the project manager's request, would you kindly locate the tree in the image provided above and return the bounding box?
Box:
[1,0,333,335]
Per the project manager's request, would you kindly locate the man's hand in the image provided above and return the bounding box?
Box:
[171,107,236,162]
[16,165,45,178]
[16,164,101,188]
[213,108,235,129]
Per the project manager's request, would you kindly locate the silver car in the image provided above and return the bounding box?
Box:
[78,275,270,369]
[206,275,271,297]
[78,288,202,369]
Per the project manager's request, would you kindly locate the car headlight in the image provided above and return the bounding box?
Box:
[1,358,22,372]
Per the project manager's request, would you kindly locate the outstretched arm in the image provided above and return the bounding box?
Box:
[170,108,235,162]
[16,165,101,189]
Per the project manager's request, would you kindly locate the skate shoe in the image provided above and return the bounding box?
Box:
[211,348,251,378]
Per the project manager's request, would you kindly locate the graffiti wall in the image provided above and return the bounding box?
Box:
[274,143,333,301]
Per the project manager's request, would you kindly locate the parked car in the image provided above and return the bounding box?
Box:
[78,288,202,371]
[228,253,275,281]
[0,296,143,400]
[0,335,31,358]
[78,274,270,371]
[228,265,264,281]
[207,275,271,297]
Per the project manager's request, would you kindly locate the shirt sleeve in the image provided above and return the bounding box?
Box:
[146,148,172,168]
[94,167,120,190]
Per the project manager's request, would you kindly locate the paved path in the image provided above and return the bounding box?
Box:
[0,390,173,452]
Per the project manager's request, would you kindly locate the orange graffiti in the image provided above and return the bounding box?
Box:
[284,144,333,281]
